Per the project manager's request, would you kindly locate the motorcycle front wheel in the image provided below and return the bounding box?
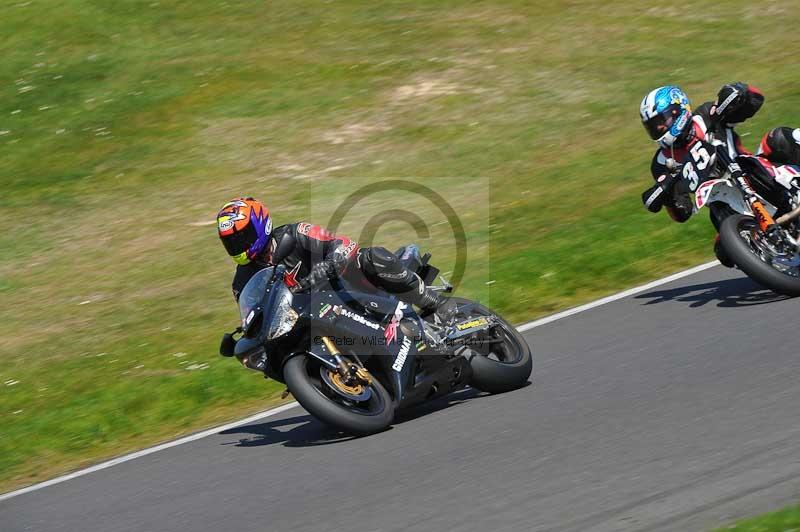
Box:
[283,355,395,435]
[719,213,800,296]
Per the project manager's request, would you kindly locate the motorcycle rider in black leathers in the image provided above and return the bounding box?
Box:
[216,197,452,355]
[639,82,800,266]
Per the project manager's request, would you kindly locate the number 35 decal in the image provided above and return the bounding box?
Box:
[683,143,713,192]
[690,143,712,170]
[683,162,699,191]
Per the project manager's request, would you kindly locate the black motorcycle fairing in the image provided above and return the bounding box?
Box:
[305,291,387,342]
[341,290,400,320]
[281,341,340,372]
[399,355,473,408]
[374,327,418,402]
[234,262,478,409]
[305,290,417,401]
[234,336,262,358]
[233,337,268,373]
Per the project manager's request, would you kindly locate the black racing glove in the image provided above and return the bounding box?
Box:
[714,82,764,126]
[296,261,336,292]
[641,173,679,213]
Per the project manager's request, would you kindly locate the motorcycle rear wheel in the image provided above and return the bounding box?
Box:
[719,213,800,296]
[449,297,533,393]
[283,355,395,435]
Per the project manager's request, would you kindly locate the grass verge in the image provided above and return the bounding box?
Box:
[714,504,800,531]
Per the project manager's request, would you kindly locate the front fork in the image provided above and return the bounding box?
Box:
[735,173,777,232]
[321,336,372,386]
[734,174,800,248]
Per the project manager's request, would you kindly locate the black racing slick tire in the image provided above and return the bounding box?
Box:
[449,298,533,394]
[719,214,800,296]
[283,355,395,436]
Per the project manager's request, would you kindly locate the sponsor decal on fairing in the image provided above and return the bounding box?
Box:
[384,301,407,344]
[283,262,302,288]
[774,165,800,190]
[333,305,381,330]
[392,336,413,372]
[455,317,489,331]
[243,309,256,329]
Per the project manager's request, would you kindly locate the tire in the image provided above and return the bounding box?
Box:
[449,297,533,394]
[283,355,395,435]
[719,213,800,296]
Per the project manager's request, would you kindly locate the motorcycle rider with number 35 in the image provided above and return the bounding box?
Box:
[639,82,800,266]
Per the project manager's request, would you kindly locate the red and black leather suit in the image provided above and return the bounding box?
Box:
[642,100,753,223]
[231,222,437,309]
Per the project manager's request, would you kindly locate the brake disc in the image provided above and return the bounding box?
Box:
[319,366,373,402]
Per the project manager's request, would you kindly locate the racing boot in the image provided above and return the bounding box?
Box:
[412,282,458,324]
[362,246,459,322]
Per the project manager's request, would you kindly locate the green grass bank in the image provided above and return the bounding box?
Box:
[714,503,800,531]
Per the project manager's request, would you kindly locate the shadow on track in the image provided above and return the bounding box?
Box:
[635,274,789,308]
[218,387,486,448]
[218,413,355,448]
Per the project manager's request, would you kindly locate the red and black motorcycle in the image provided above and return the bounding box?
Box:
[689,129,800,294]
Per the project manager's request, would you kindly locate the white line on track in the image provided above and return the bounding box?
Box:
[0,260,720,503]
[0,402,300,503]
[517,260,720,331]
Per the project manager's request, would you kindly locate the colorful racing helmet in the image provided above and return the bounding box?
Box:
[640,86,693,148]
[217,197,272,265]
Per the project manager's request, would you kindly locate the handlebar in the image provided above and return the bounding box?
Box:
[288,272,324,294]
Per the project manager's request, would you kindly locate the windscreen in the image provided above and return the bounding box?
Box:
[238,267,274,322]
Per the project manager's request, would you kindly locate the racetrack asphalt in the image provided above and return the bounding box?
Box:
[3,265,800,532]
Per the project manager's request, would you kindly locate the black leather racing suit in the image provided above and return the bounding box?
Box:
[231,222,435,308]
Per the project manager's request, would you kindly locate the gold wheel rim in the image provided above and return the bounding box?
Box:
[327,370,366,395]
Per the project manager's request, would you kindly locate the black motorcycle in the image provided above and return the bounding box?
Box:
[224,247,532,435]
